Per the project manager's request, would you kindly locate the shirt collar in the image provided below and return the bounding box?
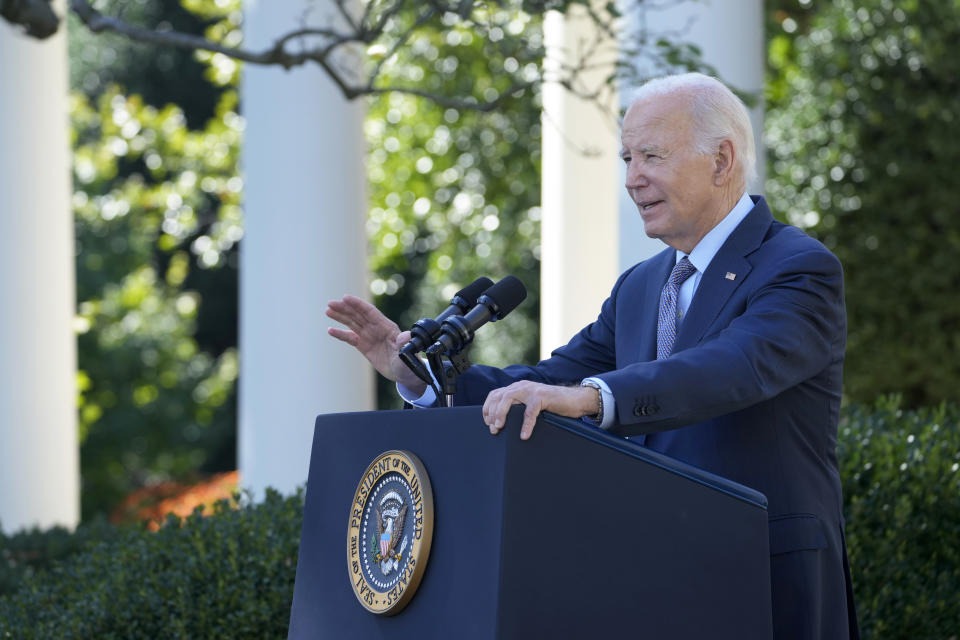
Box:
[676,191,754,272]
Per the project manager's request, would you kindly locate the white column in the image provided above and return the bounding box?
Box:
[618,0,765,271]
[240,0,373,498]
[0,7,79,533]
[540,6,622,356]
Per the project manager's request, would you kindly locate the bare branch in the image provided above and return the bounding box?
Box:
[2,0,701,114]
[364,78,538,111]
[272,27,351,51]
[331,0,360,32]
[68,0,358,69]
[364,0,410,41]
[366,5,439,86]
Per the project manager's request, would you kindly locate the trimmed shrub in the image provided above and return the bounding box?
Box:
[3,404,958,638]
[839,398,960,638]
[0,519,118,598]
[0,489,302,640]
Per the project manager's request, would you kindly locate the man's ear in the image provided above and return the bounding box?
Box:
[713,139,736,186]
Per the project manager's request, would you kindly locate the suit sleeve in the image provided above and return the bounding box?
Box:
[601,247,845,433]
[451,266,636,406]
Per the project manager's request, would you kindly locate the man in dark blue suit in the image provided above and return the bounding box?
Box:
[327,73,858,639]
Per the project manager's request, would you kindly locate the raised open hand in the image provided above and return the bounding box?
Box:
[326,295,426,393]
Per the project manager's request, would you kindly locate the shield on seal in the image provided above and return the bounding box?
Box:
[379,525,391,558]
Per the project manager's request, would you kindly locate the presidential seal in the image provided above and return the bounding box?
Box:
[347,450,434,615]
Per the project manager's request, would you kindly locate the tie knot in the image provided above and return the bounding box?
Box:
[670,256,697,287]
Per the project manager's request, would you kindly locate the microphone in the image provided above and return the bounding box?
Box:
[400,277,494,357]
[398,276,494,384]
[425,275,527,356]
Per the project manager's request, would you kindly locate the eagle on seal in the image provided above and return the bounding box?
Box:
[376,504,408,560]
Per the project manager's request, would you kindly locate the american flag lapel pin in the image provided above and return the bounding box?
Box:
[725,272,736,281]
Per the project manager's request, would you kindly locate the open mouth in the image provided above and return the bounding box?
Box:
[639,200,663,212]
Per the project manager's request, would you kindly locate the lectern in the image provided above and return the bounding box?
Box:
[288,406,773,639]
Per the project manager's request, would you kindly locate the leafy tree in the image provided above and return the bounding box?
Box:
[67,0,227,127]
[766,0,960,405]
[71,2,243,519]
[7,0,709,116]
[55,0,712,514]
[365,8,544,407]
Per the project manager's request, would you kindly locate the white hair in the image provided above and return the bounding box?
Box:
[630,73,757,187]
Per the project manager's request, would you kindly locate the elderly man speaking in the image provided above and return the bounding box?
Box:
[326,73,859,640]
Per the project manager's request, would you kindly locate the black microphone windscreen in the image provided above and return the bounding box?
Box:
[455,276,494,304]
[484,275,527,319]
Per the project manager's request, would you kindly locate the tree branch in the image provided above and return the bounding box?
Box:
[0,0,58,38]
[365,5,439,86]
[2,0,643,112]
[69,0,356,69]
[365,78,537,111]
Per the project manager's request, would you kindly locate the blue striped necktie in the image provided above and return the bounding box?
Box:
[657,256,697,360]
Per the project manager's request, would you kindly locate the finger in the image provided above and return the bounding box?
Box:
[341,294,377,313]
[393,330,413,350]
[490,386,524,433]
[481,393,492,424]
[487,390,519,435]
[347,295,395,327]
[520,398,541,440]
[483,390,503,433]
[325,302,362,329]
[327,296,378,327]
[327,327,359,346]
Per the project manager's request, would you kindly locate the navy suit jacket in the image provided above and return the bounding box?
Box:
[454,197,858,639]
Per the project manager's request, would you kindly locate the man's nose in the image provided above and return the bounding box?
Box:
[625,160,647,189]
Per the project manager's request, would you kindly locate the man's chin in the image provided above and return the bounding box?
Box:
[637,211,664,238]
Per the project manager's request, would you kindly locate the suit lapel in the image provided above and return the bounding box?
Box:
[674,197,774,352]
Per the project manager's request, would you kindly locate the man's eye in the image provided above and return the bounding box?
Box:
[645,153,659,160]
[621,155,631,164]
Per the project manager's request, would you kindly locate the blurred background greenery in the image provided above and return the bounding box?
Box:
[66,0,960,506]
[69,0,960,521]
[765,0,960,406]
[68,0,243,520]
[8,0,955,635]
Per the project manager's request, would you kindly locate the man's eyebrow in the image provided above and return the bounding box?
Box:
[621,144,666,156]
[640,144,667,154]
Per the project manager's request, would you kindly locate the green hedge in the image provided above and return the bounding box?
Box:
[838,398,960,638]
[0,489,302,640]
[0,518,118,599]
[2,403,958,638]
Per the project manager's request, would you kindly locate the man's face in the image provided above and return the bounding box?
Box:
[621,93,722,253]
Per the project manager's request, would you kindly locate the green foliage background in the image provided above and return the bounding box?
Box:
[766,0,960,406]
[67,0,547,515]
[68,0,243,519]
[364,9,543,408]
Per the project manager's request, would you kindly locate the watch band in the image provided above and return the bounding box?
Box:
[579,379,604,424]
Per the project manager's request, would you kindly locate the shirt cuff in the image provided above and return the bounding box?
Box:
[397,359,441,408]
[581,376,615,429]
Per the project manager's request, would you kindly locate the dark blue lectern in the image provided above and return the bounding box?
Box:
[289,406,773,639]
